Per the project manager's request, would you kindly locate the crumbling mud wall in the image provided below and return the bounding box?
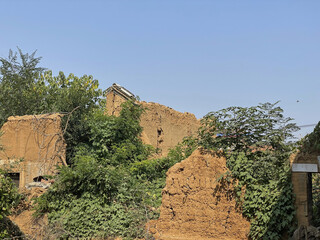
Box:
[106,84,201,156]
[0,114,66,188]
[106,89,128,117]
[139,101,200,156]
[147,149,250,240]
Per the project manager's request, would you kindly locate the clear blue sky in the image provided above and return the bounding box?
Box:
[0,1,319,138]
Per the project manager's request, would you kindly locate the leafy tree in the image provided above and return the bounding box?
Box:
[0,49,103,162]
[42,71,103,161]
[298,121,320,153]
[199,102,298,240]
[35,97,198,239]
[86,100,151,165]
[298,122,320,226]
[0,48,46,126]
[35,100,157,239]
[1,48,201,239]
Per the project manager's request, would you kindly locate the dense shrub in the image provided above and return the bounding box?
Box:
[0,171,21,238]
[199,102,298,240]
[35,98,199,239]
[298,121,320,153]
[298,121,320,226]
[130,136,197,181]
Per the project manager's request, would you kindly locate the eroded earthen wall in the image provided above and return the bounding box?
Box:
[106,91,127,117]
[0,114,66,188]
[106,91,201,156]
[147,149,250,240]
[139,101,200,156]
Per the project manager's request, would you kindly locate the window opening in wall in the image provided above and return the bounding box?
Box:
[6,172,20,188]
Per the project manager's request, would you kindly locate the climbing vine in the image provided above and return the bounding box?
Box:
[298,121,320,226]
[199,102,298,240]
[298,121,320,153]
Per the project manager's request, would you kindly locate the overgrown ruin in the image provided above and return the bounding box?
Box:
[106,83,200,156]
[0,114,66,188]
[0,83,317,239]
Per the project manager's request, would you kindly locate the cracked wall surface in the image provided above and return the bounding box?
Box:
[147,149,250,240]
[0,114,66,188]
[106,90,200,156]
[139,101,200,156]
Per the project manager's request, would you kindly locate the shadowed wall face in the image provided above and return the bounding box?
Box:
[0,114,66,188]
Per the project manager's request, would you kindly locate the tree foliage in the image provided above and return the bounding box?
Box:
[298,122,320,226]
[35,101,152,239]
[298,121,320,153]
[0,48,45,125]
[2,48,302,239]
[34,98,198,239]
[199,102,298,240]
[42,71,103,161]
[86,100,151,165]
[0,49,103,162]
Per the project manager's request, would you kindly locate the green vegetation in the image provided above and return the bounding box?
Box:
[313,173,320,227]
[299,122,320,153]
[298,121,320,226]
[198,102,299,240]
[35,100,197,239]
[0,48,103,162]
[0,133,22,238]
[1,49,306,239]
[0,48,197,239]
[0,171,21,238]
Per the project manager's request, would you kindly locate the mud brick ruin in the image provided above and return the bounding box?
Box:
[0,114,66,188]
[106,83,201,156]
[0,82,316,233]
[147,149,250,240]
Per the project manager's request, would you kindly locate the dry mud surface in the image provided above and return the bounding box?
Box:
[140,101,200,156]
[105,90,200,157]
[9,188,48,240]
[148,149,250,240]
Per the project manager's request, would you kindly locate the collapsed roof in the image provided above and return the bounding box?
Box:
[105,83,135,100]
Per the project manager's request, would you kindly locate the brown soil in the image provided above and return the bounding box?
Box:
[147,149,250,240]
[9,188,48,240]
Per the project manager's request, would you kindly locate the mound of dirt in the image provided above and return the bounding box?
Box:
[147,149,250,240]
[9,187,48,240]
